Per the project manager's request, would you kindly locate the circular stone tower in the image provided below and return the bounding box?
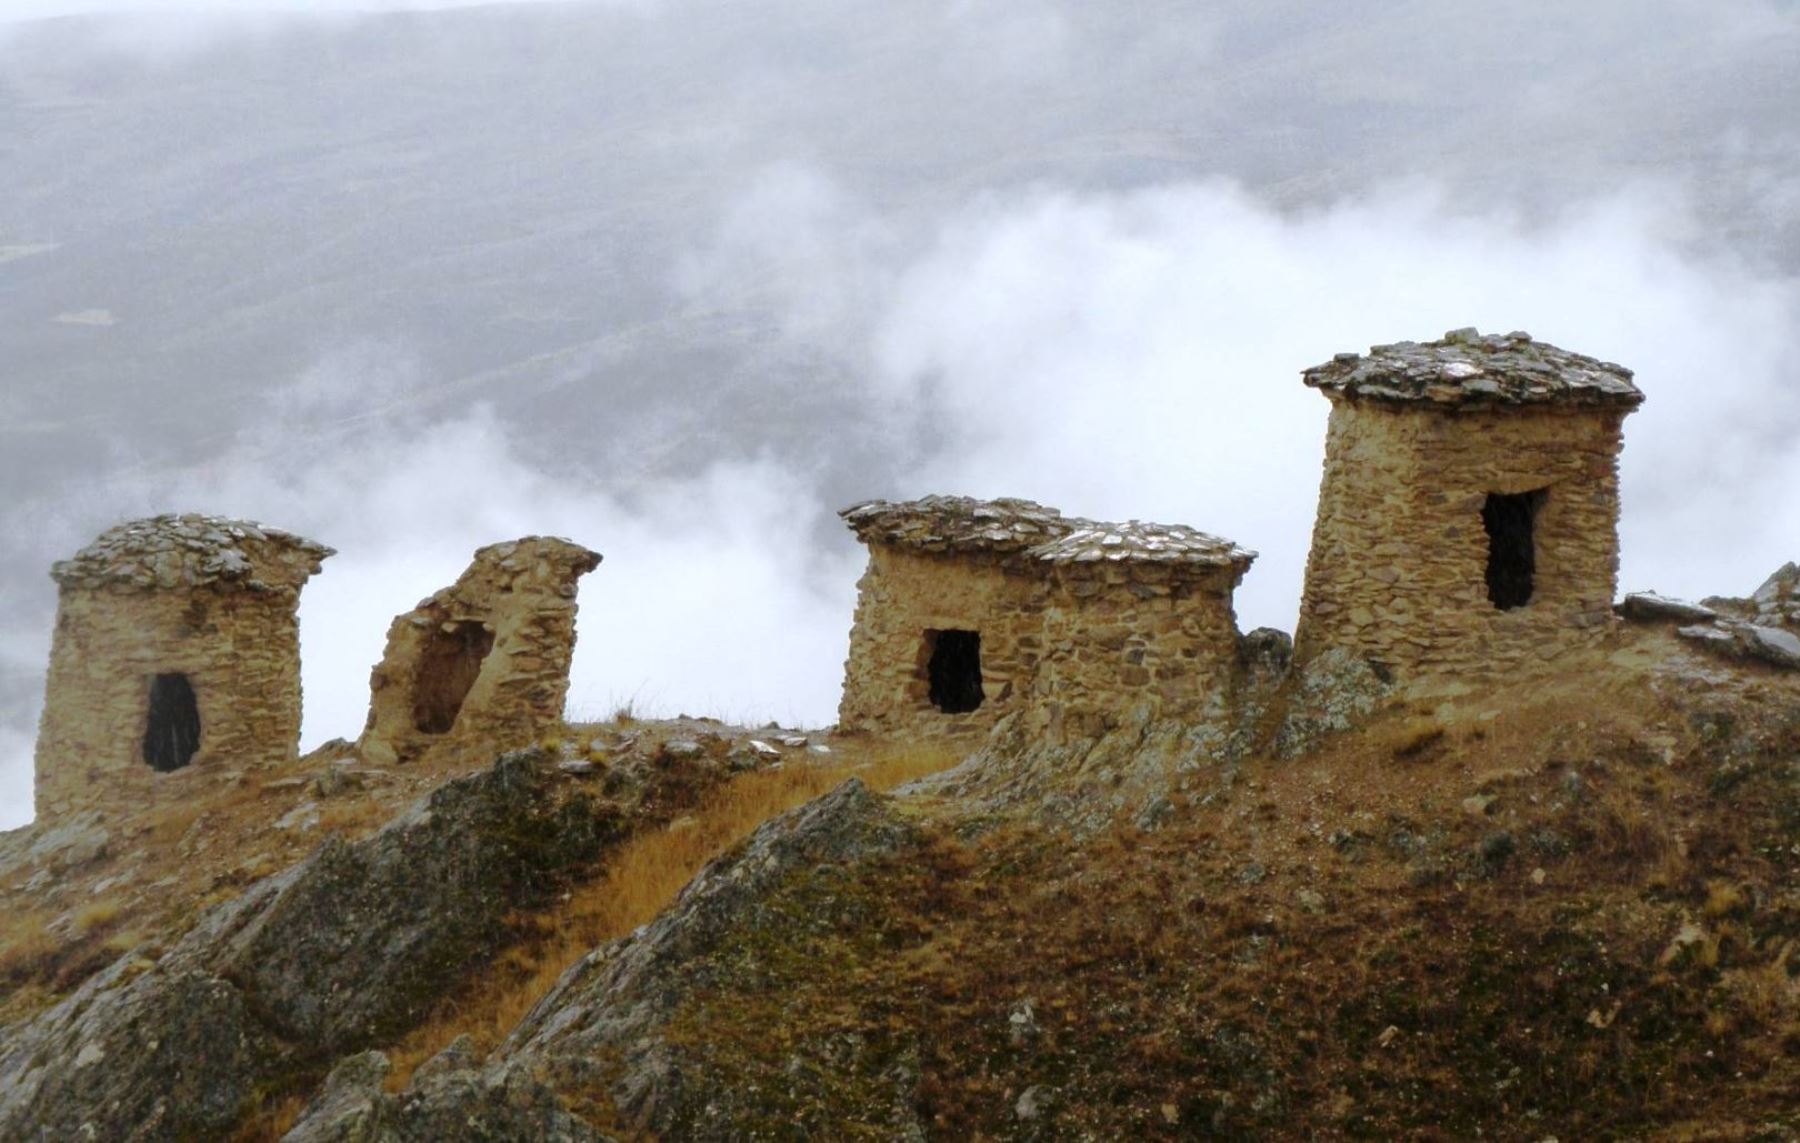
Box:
[1291,328,1644,691]
[33,514,333,819]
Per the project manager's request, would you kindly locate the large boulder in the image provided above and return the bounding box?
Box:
[213,750,626,1052]
[284,1047,603,1143]
[1274,646,1395,757]
[0,749,626,1141]
[1619,592,1717,624]
[1676,619,1800,671]
[482,779,921,1138]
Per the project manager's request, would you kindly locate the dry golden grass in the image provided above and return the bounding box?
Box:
[230,1092,307,1143]
[0,913,59,987]
[70,899,122,937]
[1382,714,1448,761]
[378,741,960,1091]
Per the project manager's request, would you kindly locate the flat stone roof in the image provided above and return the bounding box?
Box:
[1303,328,1643,410]
[841,495,1255,572]
[841,496,1069,555]
[1029,520,1255,570]
[52,513,334,591]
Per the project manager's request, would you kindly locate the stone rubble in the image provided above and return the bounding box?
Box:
[1625,566,1800,672]
[1705,562,1800,630]
[1676,621,1800,670]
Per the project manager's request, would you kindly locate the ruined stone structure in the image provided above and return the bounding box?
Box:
[838,497,1255,740]
[34,514,333,819]
[359,537,602,765]
[1292,329,1644,690]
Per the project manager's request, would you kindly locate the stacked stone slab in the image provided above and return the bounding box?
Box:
[34,514,333,820]
[838,496,1255,740]
[1621,565,1800,671]
[358,537,602,766]
[1292,328,1644,690]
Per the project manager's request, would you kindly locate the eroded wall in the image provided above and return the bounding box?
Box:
[34,588,305,819]
[1293,399,1627,690]
[359,537,600,764]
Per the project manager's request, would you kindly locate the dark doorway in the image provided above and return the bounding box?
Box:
[143,673,201,772]
[412,621,495,734]
[1482,489,1548,610]
[925,629,984,714]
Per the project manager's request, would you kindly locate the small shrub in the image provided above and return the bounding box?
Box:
[0,919,59,985]
[1702,880,1748,920]
[1387,717,1446,761]
[72,900,123,937]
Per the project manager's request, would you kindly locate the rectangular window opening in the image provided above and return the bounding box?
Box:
[1482,489,1548,611]
[923,629,984,714]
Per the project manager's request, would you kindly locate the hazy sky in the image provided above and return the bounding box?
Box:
[0,0,565,17]
[1,1,1796,827]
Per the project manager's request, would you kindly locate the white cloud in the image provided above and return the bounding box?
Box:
[0,0,587,18]
[0,727,33,829]
[0,371,860,828]
[4,172,1797,830]
[860,179,1800,628]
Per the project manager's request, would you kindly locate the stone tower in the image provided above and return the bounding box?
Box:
[1292,328,1644,690]
[838,496,1255,741]
[34,514,333,819]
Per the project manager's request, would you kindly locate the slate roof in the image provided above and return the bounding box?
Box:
[1303,327,1643,409]
[840,496,1069,555]
[1029,519,1254,570]
[52,513,334,591]
[841,496,1255,573]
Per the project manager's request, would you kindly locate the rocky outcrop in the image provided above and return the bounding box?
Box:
[1704,563,1800,631]
[912,705,1242,834]
[0,749,625,1141]
[0,811,110,882]
[215,750,626,1053]
[1677,621,1800,670]
[284,1047,603,1143]
[1273,646,1395,757]
[481,778,918,1137]
[1625,567,1800,672]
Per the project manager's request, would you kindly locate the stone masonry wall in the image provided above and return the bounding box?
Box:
[1293,399,1627,690]
[34,587,305,820]
[836,547,1048,742]
[838,548,1248,742]
[1032,564,1243,739]
[359,537,601,766]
